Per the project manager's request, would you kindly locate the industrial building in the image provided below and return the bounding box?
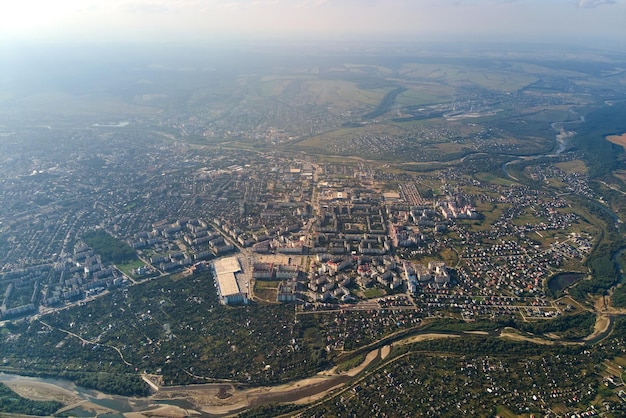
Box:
[212,257,248,305]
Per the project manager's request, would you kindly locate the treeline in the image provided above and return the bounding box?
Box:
[612,287,626,308]
[0,382,63,416]
[421,317,515,332]
[570,239,622,301]
[517,312,596,340]
[459,154,510,175]
[65,371,150,397]
[237,403,301,418]
[611,249,626,308]
[420,314,594,340]
[82,229,138,265]
[609,317,626,340]
[398,335,575,358]
[564,103,626,301]
[567,195,623,301]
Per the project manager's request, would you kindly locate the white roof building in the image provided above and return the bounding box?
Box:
[212,257,248,305]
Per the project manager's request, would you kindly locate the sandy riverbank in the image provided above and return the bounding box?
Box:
[2,379,117,417]
[584,314,611,342]
[5,329,603,416]
[0,334,456,417]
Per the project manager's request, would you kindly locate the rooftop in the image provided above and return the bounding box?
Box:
[213,257,242,297]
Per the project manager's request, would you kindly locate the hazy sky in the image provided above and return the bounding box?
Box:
[1,0,625,46]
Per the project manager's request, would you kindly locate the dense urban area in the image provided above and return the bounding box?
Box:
[1,43,626,416]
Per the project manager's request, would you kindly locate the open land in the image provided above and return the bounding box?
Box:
[607,133,626,149]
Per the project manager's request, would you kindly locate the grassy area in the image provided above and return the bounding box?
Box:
[255,280,279,289]
[559,257,587,273]
[473,172,517,187]
[256,78,292,97]
[434,142,469,154]
[17,91,159,119]
[567,206,603,238]
[555,159,588,174]
[394,87,452,106]
[465,203,504,232]
[511,211,545,227]
[116,259,146,277]
[296,123,405,151]
[362,288,386,299]
[495,405,522,418]
[302,324,323,348]
[398,63,537,91]
[304,79,387,107]
[438,248,459,266]
[254,280,279,302]
[335,353,366,373]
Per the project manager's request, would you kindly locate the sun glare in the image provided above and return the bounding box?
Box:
[0,0,86,35]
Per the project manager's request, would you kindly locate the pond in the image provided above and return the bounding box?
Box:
[548,272,585,296]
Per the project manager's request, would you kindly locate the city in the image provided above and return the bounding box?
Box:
[0,39,625,416]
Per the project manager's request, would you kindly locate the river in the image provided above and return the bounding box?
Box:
[550,109,585,155]
[1,319,622,416]
[501,109,585,179]
[0,373,156,417]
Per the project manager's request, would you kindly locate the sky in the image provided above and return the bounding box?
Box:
[0,0,625,46]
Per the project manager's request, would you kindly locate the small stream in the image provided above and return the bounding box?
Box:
[613,247,626,284]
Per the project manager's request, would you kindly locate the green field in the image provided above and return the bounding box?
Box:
[117,259,147,278]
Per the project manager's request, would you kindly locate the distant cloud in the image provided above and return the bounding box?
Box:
[1,0,623,44]
[115,0,293,13]
[578,0,616,8]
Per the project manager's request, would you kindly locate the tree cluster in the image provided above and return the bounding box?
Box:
[82,229,138,265]
[0,383,63,416]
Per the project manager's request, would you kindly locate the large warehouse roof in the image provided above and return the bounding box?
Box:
[217,272,240,297]
[213,257,242,298]
[213,256,241,276]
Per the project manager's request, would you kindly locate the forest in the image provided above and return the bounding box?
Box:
[82,229,138,265]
